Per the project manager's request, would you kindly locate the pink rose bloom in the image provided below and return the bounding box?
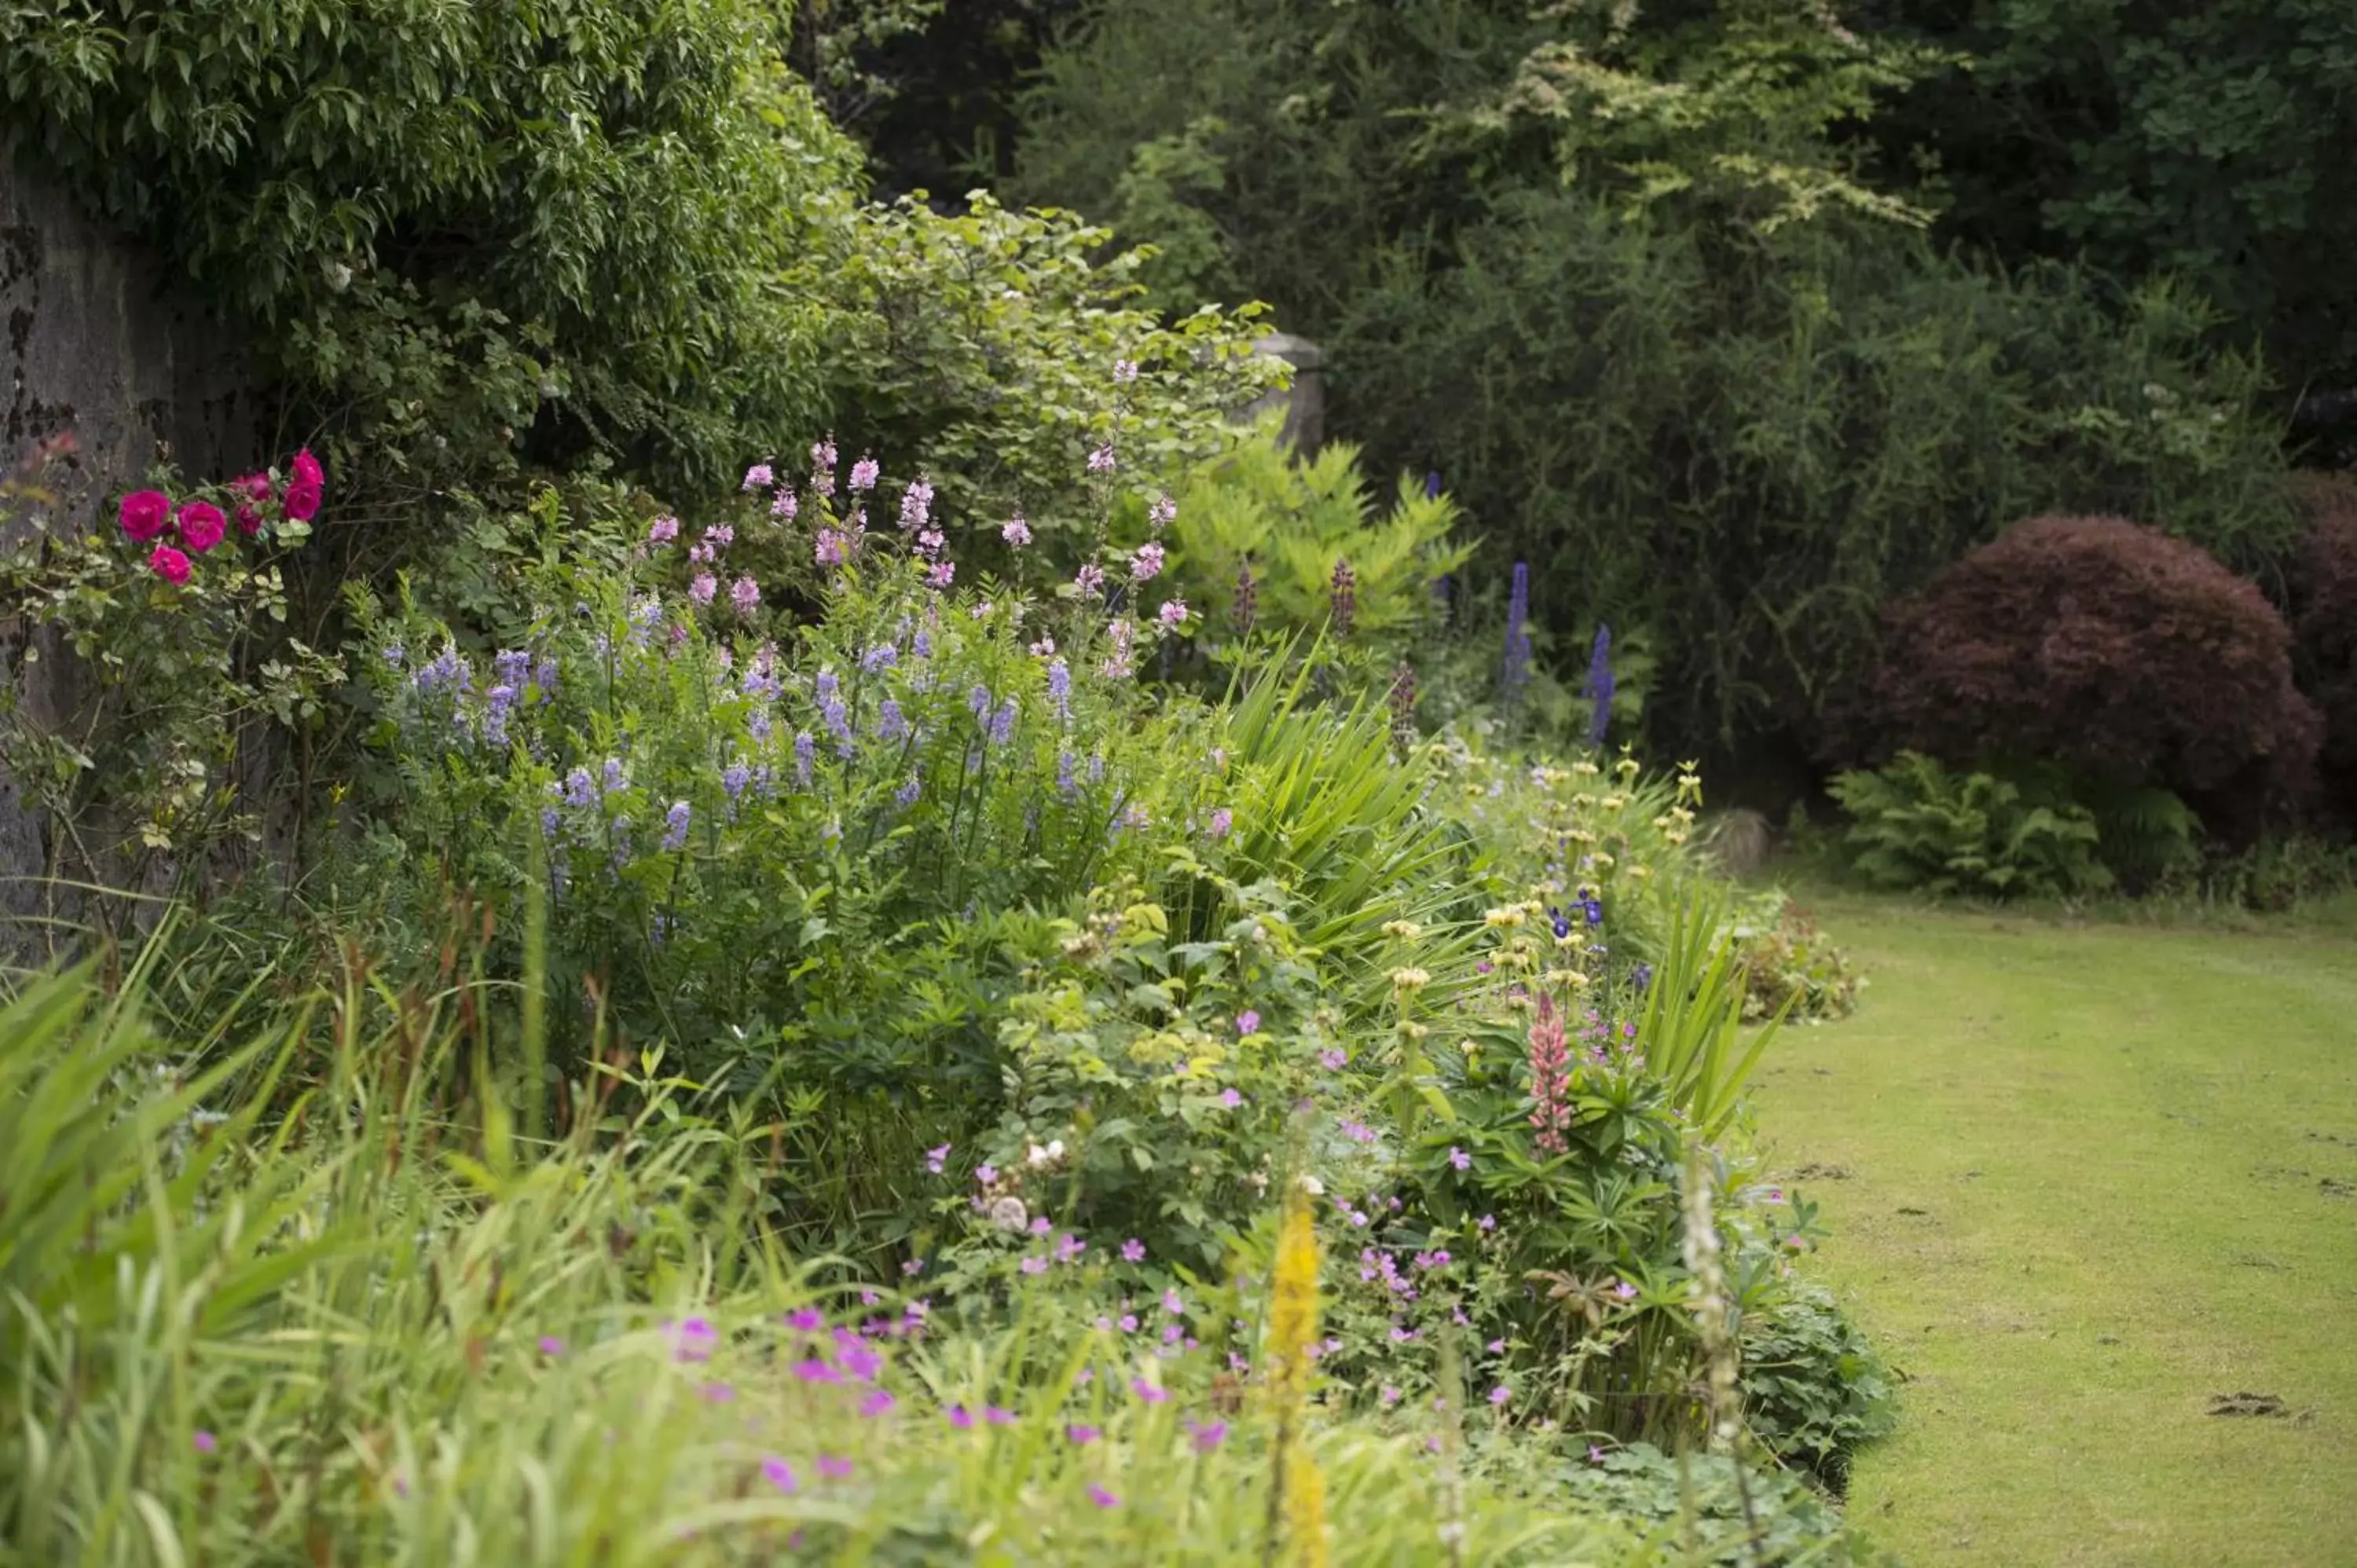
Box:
[235,504,262,535]
[291,448,324,490]
[149,544,192,584]
[282,480,322,522]
[177,500,227,554]
[232,472,273,502]
[119,489,172,541]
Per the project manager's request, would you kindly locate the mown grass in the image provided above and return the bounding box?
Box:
[1749,888,2357,1565]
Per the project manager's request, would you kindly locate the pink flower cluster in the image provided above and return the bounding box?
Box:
[117,449,323,584]
[1527,995,1574,1153]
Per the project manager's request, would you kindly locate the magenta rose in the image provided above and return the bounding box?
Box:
[177,500,227,554]
[282,479,322,522]
[291,448,324,490]
[119,489,172,541]
[232,472,273,503]
[148,544,192,585]
[235,504,262,535]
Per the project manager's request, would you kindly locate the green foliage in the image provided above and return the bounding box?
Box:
[0,0,860,504]
[791,190,1278,555]
[1164,435,1469,661]
[1829,752,2110,899]
[1544,1441,1889,1566]
[1739,1283,1899,1493]
[1860,0,2357,406]
[1722,892,1862,1024]
[1013,0,2298,760]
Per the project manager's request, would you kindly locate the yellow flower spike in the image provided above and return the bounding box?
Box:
[1286,1448,1330,1568]
[1270,1185,1320,1405]
[1571,760,1601,777]
[1545,969,1591,990]
[1599,795,1626,811]
[1390,968,1431,993]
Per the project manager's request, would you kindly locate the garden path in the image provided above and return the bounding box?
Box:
[1750,896,2357,1566]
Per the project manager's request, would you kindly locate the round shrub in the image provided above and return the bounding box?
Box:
[1870,515,2322,838]
[2288,474,2357,820]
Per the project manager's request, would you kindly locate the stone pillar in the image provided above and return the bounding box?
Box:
[1242,332,1325,455]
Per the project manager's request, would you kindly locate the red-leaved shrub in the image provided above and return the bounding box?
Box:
[1871,515,2321,838]
[2288,474,2357,819]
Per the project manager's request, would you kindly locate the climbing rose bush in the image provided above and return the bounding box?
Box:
[0,443,342,900]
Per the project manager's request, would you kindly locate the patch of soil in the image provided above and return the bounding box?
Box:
[2208,1391,2290,1418]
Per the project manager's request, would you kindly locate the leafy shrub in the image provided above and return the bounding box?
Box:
[0,0,859,500]
[0,445,342,929]
[1723,893,1862,1024]
[2288,475,2357,820]
[1739,1283,1899,1494]
[1829,752,2110,899]
[1869,515,2322,838]
[793,192,1279,557]
[1160,434,1469,661]
[1545,1443,1884,1566]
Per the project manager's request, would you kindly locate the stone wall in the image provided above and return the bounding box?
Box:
[2,144,263,933]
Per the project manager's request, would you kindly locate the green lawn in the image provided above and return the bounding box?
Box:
[1749,894,2357,1566]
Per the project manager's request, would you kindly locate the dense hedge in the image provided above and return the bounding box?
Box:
[1869,515,2322,838]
